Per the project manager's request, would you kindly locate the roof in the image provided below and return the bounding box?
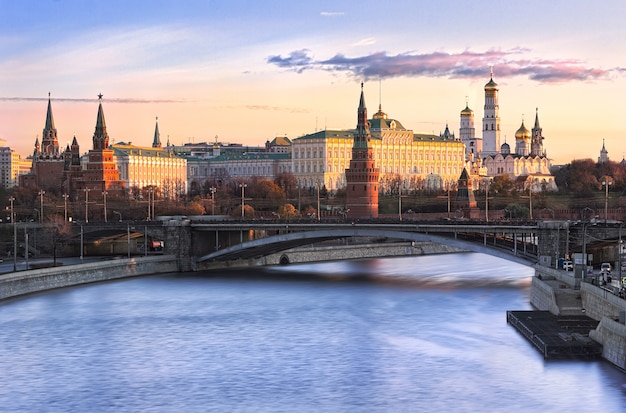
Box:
[207,152,290,162]
[269,136,292,146]
[293,130,355,141]
[111,143,184,159]
[369,117,407,131]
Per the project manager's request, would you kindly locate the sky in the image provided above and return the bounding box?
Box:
[1,0,625,164]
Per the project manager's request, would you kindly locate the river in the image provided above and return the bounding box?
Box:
[1,253,625,412]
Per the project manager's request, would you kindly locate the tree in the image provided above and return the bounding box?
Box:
[490,175,515,194]
[274,172,299,199]
[554,159,599,197]
[246,179,286,210]
[278,203,299,219]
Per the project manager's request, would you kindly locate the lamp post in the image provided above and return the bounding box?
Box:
[9,197,16,271]
[102,191,108,223]
[239,183,247,218]
[398,185,403,221]
[113,210,122,222]
[147,188,153,220]
[80,223,84,264]
[38,190,45,223]
[528,182,533,221]
[84,188,91,224]
[209,186,216,215]
[602,179,612,224]
[62,193,69,221]
[316,182,321,222]
[484,179,490,223]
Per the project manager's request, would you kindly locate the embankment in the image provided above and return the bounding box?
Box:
[532,265,626,370]
[0,255,178,302]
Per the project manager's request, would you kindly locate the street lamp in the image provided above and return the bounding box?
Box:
[209,186,216,215]
[316,181,321,222]
[9,197,16,271]
[102,191,108,223]
[38,190,45,223]
[399,185,402,221]
[602,179,612,224]
[62,193,69,221]
[84,188,91,224]
[239,183,247,218]
[484,179,491,222]
[113,210,122,222]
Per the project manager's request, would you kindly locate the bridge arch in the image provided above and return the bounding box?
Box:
[197,228,536,267]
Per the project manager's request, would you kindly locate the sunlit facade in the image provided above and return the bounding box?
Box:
[292,105,465,191]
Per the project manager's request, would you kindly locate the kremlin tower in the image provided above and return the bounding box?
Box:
[345,83,380,218]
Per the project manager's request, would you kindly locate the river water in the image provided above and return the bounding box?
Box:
[1,253,625,412]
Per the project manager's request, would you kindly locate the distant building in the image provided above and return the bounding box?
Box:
[0,141,31,188]
[598,139,609,164]
[111,118,187,198]
[266,136,292,153]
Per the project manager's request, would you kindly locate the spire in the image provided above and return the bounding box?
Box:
[152,116,162,148]
[355,82,371,148]
[45,92,55,131]
[41,92,60,156]
[534,107,541,129]
[93,93,110,150]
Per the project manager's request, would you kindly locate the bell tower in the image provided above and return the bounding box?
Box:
[481,68,501,156]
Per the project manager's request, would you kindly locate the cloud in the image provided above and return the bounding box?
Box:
[320,11,344,17]
[0,97,187,104]
[267,48,623,83]
[266,49,314,73]
[243,104,309,114]
[352,37,376,47]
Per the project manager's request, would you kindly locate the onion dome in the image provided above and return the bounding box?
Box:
[484,77,498,91]
[500,141,510,155]
[460,104,473,116]
[515,121,531,140]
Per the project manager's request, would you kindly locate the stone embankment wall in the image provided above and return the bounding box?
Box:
[197,242,466,270]
[589,317,626,371]
[529,276,560,315]
[0,255,178,301]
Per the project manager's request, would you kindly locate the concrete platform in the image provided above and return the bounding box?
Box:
[507,310,603,359]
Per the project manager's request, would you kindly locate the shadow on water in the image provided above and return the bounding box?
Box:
[185,254,533,290]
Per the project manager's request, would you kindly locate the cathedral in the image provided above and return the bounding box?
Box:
[461,72,557,192]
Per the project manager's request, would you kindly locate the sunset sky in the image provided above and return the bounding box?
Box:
[1,0,625,164]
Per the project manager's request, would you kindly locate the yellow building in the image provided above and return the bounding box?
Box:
[111,119,187,198]
[292,104,466,191]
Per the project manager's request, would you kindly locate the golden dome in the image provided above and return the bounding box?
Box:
[515,121,531,140]
[460,104,473,116]
[484,77,498,90]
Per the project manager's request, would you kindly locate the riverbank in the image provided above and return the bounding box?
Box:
[0,255,178,302]
[531,266,626,371]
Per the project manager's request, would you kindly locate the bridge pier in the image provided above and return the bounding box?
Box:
[162,219,192,272]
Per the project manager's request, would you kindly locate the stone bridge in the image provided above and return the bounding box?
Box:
[14,218,622,272]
